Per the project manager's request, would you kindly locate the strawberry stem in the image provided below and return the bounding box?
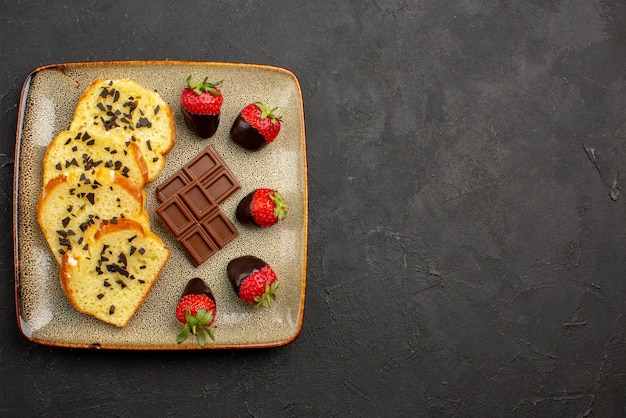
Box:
[254,102,281,124]
[176,324,190,344]
[271,190,288,222]
[177,308,215,346]
[197,329,206,347]
[254,281,279,309]
[186,75,223,96]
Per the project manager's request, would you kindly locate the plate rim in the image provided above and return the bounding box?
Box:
[13,60,308,350]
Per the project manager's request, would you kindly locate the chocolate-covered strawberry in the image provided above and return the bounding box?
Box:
[180,76,223,139]
[230,102,281,150]
[227,255,279,309]
[175,277,217,346]
[236,188,288,227]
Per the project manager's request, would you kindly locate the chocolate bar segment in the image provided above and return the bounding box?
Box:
[185,149,221,179]
[180,226,219,267]
[157,172,191,202]
[156,145,240,267]
[156,197,195,237]
[156,145,239,203]
[202,211,238,248]
[180,182,216,219]
[201,169,240,204]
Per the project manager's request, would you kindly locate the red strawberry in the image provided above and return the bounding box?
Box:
[180,76,223,138]
[175,277,217,346]
[230,102,282,150]
[227,255,279,309]
[235,188,288,228]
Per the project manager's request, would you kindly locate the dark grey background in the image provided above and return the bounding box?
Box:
[2,1,626,416]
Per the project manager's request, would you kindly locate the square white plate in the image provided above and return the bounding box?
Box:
[14,61,307,349]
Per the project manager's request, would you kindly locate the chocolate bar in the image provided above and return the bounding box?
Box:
[156,146,240,267]
[157,146,240,203]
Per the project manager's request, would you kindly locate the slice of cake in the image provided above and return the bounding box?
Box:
[69,79,175,181]
[42,129,149,190]
[37,168,148,263]
[60,218,170,327]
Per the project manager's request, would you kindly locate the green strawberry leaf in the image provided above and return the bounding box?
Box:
[197,327,206,347]
[255,102,281,124]
[253,282,279,309]
[195,308,206,320]
[178,304,216,346]
[204,311,214,326]
[270,190,288,222]
[186,75,223,96]
[176,324,190,344]
[206,327,215,341]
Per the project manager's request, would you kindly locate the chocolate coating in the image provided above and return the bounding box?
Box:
[182,277,214,301]
[227,255,268,291]
[182,107,220,139]
[235,190,257,225]
[230,114,266,150]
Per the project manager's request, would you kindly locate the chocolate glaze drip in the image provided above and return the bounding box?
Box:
[227,255,267,291]
[230,115,266,150]
[182,277,214,301]
[182,107,220,139]
[235,190,258,226]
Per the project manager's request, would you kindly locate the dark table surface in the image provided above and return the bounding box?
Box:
[2,1,626,416]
